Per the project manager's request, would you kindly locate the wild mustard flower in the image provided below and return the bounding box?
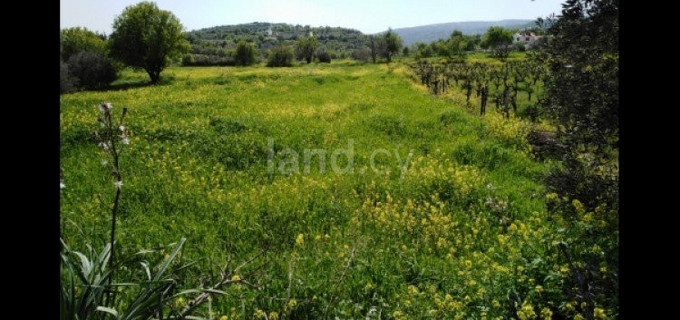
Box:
[408,285,419,295]
[295,233,304,246]
[593,308,607,319]
[517,302,536,320]
[254,309,266,319]
[540,307,553,320]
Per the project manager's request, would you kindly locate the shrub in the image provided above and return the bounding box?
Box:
[66,51,118,89]
[513,42,527,52]
[60,60,78,93]
[350,47,371,63]
[234,40,257,66]
[267,45,294,67]
[181,54,194,66]
[317,49,331,63]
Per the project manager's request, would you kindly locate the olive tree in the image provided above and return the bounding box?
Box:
[381,28,403,63]
[294,36,319,63]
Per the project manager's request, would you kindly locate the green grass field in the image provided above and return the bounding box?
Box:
[60,60,583,319]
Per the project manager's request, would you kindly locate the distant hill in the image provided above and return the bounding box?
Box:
[390,19,535,45]
[185,22,368,63]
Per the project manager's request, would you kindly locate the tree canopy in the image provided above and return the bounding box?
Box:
[295,36,320,63]
[481,26,513,58]
[382,28,403,63]
[109,1,189,83]
[60,27,107,61]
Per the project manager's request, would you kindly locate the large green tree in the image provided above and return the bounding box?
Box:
[109,1,189,83]
[381,28,403,63]
[481,26,513,58]
[60,27,107,61]
[294,36,319,63]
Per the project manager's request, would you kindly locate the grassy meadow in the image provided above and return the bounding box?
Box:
[60,59,601,319]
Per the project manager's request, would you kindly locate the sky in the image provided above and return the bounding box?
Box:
[61,0,564,35]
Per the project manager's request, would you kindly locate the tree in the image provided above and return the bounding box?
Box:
[447,30,467,59]
[266,45,294,67]
[109,2,189,83]
[60,27,107,61]
[536,1,619,317]
[295,36,319,63]
[381,28,403,63]
[481,26,513,58]
[234,40,257,66]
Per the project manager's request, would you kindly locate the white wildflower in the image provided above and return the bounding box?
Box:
[99,102,113,113]
[114,180,123,189]
[119,125,125,132]
[122,137,130,145]
[60,181,65,189]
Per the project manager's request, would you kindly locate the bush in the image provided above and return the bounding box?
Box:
[181,54,194,66]
[317,49,331,63]
[350,47,371,63]
[66,51,118,89]
[513,42,527,52]
[266,45,294,67]
[234,41,257,66]
[182,54,236,66]
[60,61,78,93]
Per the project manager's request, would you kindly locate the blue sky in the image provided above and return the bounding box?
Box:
[61,0,564,35]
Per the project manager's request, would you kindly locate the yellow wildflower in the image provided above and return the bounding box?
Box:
[287,298,297,310]
[517,302,536,320]
[254,309,266,319]
[540,307,552,320]
[408,285,419,295]
[295,233,304,246]
[594,308,607,319]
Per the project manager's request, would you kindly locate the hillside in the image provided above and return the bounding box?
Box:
[185,22,368,62]
[391,19,534,45]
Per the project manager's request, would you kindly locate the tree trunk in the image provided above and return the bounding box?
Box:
[147,69,161,84]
